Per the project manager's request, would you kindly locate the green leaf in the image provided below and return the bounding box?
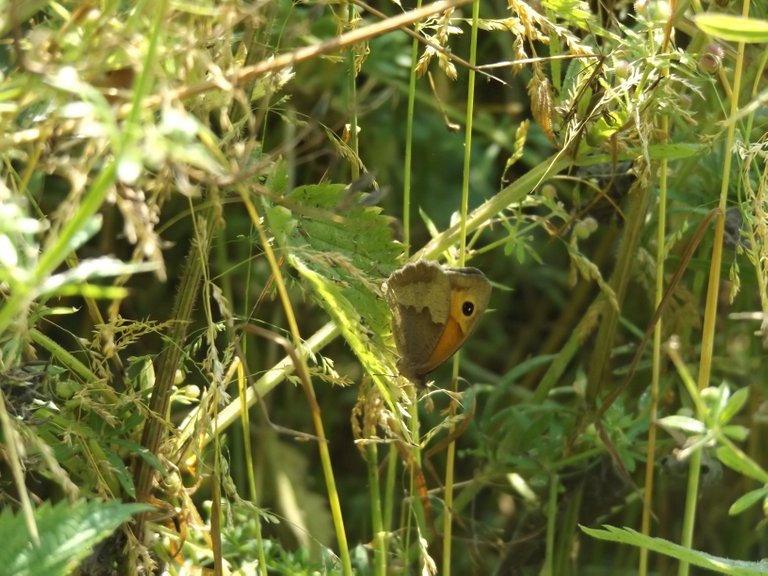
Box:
[104,449,137,499]
[497,353,557,388]
[114,438,166,475]
[701,384,729,415]
[586,110,627,146]
[646,142,708,160]
[40,258,158,298]
[0,0,50,36]
[265,183,403,409]
[51,283,130,299]
[276,183,399,280]
[0,500,151,576]
[716,445,768,483]
[719,386,749,425]
[542,0,594,28]
[290,256,396,406]
[582,525,768,575]
[67,215,104,255]
[721,424,749,442]
[658,415,706,434]
[419,206,441,241]
[694,14,768,43]
[729,486,768,516]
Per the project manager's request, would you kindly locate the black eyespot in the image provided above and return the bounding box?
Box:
[462,301,475,316]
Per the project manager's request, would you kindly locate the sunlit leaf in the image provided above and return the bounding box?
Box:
[0,500,151,576]
[719,386,749,425]
[266,182,403,409]
[729,486,768,516]
[582,525,768,575]
[694,14,768,43]
[658,415,706,434]
[716,445,768,483]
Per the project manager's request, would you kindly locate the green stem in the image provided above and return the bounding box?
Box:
[444,2,480,574]
[641,84,671,576]
[402,0,423,256]
[679,3,747,574]
[543,473,559,576]
[253,197,353,574]
[367,444,387,576]
[585,184,650,404]
[347,1,360,181]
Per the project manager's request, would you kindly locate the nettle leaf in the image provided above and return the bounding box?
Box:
[286,184,399,279]
[0,500,151,576]
[266,183,403,407]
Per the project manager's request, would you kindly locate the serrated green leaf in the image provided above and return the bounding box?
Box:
[0,500,151,576]
[694,14,768,43]
[265,183,404,410]
[266,158,289,196]
[273,183,399,278]
[290,255,398,410]
[264,204,296,239]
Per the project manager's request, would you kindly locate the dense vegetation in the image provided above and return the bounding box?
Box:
[1,0,767,574]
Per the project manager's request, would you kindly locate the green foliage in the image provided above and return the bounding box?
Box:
[582,525,768,575]
[694,14,768,43]
[1,0,767,574]
[267,182,403,408]
[0,500,150,576]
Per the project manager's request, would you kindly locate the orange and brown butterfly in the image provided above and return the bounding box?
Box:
[383,260,491,383]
